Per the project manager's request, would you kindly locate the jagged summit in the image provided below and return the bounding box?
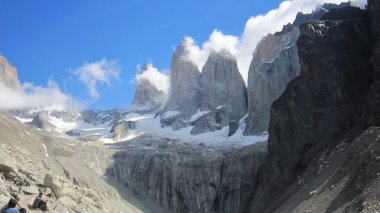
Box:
[130,64,167,113]
[200,49,247,120]
[0,55,21,90]
[163,39,201,113]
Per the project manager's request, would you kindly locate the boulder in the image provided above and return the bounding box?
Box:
[44,174,63,198]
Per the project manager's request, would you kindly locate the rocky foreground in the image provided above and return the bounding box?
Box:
[0,111,147,213]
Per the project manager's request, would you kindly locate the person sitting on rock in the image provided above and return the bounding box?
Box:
[2,198,19,213]
[10,195,20,209]
[32,192,48,211]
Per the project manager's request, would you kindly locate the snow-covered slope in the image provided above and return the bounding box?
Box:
[12,108,267,148]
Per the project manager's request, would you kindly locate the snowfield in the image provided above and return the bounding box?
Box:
[14,110,268,148]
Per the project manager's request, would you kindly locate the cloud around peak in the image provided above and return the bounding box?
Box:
[135,63,169,93]
[180,0,366,83]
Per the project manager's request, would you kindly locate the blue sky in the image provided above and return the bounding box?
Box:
[0,0,325,110]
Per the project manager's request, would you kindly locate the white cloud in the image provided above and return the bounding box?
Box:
[136,64,169,93]
[73,58,120,99]
[184,30,238,71]
[0,80,79,110]
[182,0,363,83]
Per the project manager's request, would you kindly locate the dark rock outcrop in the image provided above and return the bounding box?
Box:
[106,136,267,213]
[367,0,380,124]
[246,7,373,212]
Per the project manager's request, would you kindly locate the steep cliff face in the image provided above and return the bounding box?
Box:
[0,56,21,90]
[247,7,373,212]
[200,50,247,121]
[106,137,267,213]
[244,26,300,135]
[164,39,201,114]
[368,0,380,124]
[244,3,349,135]
[162,43,248,135]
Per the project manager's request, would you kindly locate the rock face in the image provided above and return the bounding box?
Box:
[368,0,380,124]
[28,111,54,130]
[200,50,247,121]
[81,109,124,126]
[131,64,168,113]
[0,55,21,90]
[247,7,374,212]
[190,107,229,135]
[164,39,201,114]
[162,42,248,136]
[244,3,350,135]
[111,120,136,141]
[106,137,267,213]
[244,26,300,135]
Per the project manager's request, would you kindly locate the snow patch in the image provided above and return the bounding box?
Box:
[14,116,33,123]
[162,111,180,118]
[189,110,210,122]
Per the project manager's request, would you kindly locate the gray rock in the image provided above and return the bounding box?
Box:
[130,64,168,113]
[244,23,300,135]
[111,121,136,141]
[106,136,267,213]
[28,111,54,130]
[0,156,18,175]
[164,38,201,114]
[20,185,39,194]
[190,107,228,135]
[200,50,247,121]
[44,174,63,198]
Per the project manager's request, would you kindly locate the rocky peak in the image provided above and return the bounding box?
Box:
[244,3,349,136]
[244,23,300,135]
[28,111,54,130]
[164,39,201,113]
[0,55,21,90]
[131,64,167,113]
[200,49,247,120]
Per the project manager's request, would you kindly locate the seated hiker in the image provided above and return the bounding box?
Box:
[32,192,48,211]
[10,195,20,209]
[2,198,19,213]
